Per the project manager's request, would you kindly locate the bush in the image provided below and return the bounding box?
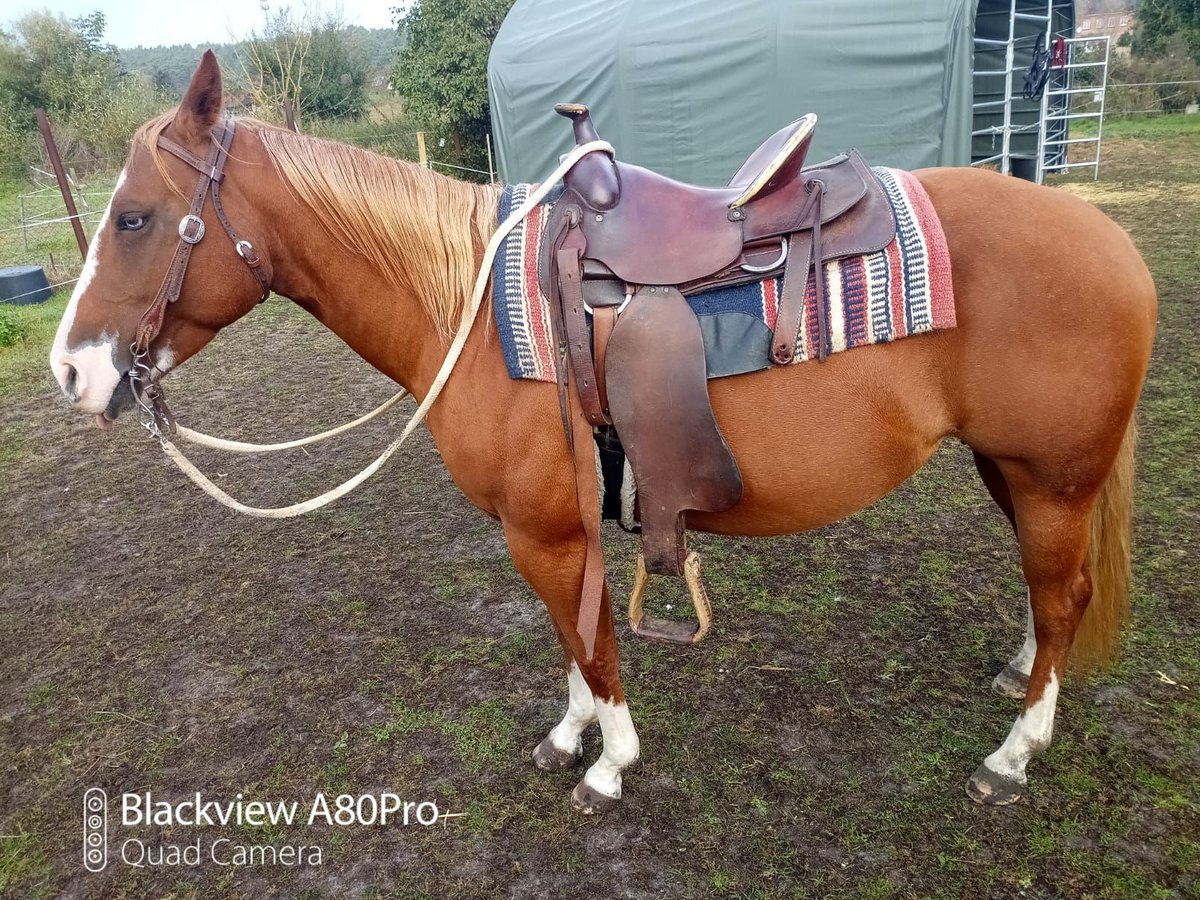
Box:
[0,12,171,173]
[391,0,515,176]
[236,10,368,125]
[0,308,30,347]
[1107,39,1200,116]
[306,97,418,160]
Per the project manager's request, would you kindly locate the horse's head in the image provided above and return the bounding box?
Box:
[49,51,273,428]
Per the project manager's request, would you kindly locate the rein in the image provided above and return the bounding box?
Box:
[142,131,615,518]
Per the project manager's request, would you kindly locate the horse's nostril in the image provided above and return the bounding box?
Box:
[63,362,80,402]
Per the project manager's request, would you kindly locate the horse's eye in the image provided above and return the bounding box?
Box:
[118,213,147,232]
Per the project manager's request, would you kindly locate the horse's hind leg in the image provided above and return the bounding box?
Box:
[973,452,1035,700]
[967,485,1094,805]
[994,598,1037,700]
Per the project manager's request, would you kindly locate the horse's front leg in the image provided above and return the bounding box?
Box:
[505,521,640,813]
[531,622,597,771]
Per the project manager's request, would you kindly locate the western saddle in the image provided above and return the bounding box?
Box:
[539,105,896,657]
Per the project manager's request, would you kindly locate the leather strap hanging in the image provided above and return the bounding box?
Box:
[771,178,828,364]
[591,305,618,419]
[557,229,610,426]
[541,211,608,660]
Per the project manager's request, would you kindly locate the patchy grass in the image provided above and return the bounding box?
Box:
[0,832,52,899]
[0,293,67,398]
[0,128,1196,898]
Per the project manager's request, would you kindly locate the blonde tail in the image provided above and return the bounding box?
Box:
[1073,418,1137,670]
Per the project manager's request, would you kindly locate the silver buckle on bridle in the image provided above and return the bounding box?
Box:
[178,214,206,244]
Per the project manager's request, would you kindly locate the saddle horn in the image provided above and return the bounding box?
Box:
[555,103,620,211]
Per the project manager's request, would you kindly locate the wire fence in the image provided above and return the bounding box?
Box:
[0,155,124,299]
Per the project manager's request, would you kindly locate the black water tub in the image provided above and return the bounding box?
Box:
[0,265,52,305]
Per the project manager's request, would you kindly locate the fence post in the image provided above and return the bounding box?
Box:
[35,108,88,261]
[19,195,28,253]
[282,99,298,133]
[416,131,428,168]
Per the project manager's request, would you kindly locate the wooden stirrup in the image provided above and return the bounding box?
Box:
[627,551,713,645]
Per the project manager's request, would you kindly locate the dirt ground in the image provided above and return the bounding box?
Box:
[1,125,1197,899]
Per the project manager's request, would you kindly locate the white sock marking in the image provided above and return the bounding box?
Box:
[547,661,597,756]
[582,698,640,799]
[984,667,1059,783]
[1008,590,1037,676]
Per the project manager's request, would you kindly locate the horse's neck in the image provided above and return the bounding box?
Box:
[256,159,491,401]
[278,269,448,401]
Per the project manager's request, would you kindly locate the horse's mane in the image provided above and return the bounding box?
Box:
[133,113,501,340]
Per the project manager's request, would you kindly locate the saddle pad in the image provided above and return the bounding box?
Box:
[491,168,954,382]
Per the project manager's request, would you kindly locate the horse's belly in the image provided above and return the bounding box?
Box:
[687,337,952,537]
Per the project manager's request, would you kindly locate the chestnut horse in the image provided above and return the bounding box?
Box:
[50,54,1156,812]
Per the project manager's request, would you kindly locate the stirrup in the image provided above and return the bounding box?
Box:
[627,551,713,644]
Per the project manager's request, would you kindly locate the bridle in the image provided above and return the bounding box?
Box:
[129,117,271,439]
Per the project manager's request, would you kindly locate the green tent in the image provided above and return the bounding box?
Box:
[488,0,1074,185]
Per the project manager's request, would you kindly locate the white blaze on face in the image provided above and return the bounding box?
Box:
[49,170,126,414]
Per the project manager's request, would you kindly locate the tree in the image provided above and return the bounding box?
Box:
[1133,0,1200,64]
[238,6,367,123]
[390,0,515,173]
[0,12,165,170]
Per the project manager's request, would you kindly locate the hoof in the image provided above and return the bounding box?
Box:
[966,764,1026,806]
[992,665,1030,700]
[532,737,582,772]
[571,781,620,815]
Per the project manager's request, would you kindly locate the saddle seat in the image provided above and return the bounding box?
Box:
[557,103,816,211]
[729,112,819,206]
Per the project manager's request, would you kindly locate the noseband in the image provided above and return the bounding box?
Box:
[130,118,271,438]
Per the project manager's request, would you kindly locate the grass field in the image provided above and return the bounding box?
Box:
[0,119,1196,898]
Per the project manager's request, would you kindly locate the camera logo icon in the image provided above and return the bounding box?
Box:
[83,788,107,872]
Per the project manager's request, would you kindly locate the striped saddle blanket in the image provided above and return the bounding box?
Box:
[492,167,955,382]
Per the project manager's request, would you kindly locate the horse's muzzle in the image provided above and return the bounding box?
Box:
[96,375,135,428]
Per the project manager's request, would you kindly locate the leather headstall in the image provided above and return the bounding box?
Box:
[129,118,271,438]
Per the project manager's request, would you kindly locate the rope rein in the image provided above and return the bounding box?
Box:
[157,140,615,518]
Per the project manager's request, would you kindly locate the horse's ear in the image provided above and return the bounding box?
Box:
[175,50,223,144]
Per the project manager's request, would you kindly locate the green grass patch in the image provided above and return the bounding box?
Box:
[0,292,68,398]
[0,831,52,899]
[1074,112,1200,140]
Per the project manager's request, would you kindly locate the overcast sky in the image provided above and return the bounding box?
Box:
[6,1,399,49]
